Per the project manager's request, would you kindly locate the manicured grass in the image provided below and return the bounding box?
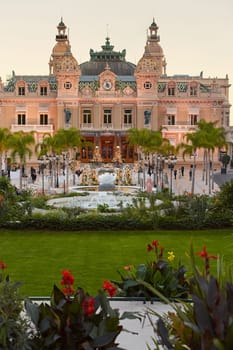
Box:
[0,229,233,296]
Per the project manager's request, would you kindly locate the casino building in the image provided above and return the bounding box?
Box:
[0,18,231,164]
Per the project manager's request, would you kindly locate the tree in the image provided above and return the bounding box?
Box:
[8,131,35,190]
[127,128,175,191]
[193,120,226,193]
[0,128,11,177]
[177,132,201,195]
[53,128,83,193]
[127,128,174,160]
[178,120,226,195]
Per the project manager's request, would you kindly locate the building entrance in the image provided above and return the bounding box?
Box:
[100,137,114,162]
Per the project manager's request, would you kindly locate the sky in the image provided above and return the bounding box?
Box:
[1,0,233,123]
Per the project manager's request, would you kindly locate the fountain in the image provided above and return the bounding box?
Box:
[98,169,116,191]
[47,168,140,210]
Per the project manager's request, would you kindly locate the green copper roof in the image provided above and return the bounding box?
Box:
[89,37,126,62]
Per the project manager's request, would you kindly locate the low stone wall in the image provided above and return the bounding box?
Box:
[28,298,172,349]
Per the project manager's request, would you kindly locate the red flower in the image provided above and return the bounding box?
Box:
[60,270,75,286]
[147,244,153,252]
[103,280,117,297]
[62,286,74,295]
[196,245,217,260]
[0,260,8,270]
[82,297,95,316]
[196,245,217,276]
[152,240,159,247]
[60,270,75,297]
[159,246,164,259]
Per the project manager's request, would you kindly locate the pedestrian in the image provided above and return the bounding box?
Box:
[178,168,182,179]
[146,175,152,193]
[174,169,177,179]
[181,166,184,176]
[189,168,192,181]
[31,166,37,183]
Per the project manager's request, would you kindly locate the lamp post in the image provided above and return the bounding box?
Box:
[62,152,70,194]
[138,164,144,190]
[56,155,59,188]
[38,157,46,195]
[166,155,177,196]
[156,155,165,192]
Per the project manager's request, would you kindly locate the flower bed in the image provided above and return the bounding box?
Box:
[1,240,233,349]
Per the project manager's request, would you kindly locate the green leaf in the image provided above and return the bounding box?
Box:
[157,318,173,349]
[193,294,213,334]
[136,264,147,279]
[51,284,66,308]
[120,311,142,321]
[123,279,139,290]
[39,317,51,334]
[24,299,39,326]
[92,330,120,347]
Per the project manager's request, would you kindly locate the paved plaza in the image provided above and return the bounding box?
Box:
[8,164,233,197]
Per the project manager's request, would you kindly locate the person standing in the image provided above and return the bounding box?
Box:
[189,168,192,181]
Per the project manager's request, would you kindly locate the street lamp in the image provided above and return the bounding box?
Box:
[156,155,165,192]
[138,164,144,190]
[38,157,47,195]
[166,155,177,196]
[56,155,59,188]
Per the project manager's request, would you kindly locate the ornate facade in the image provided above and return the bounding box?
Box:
[0,19,231,164]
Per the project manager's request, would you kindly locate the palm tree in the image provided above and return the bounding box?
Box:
[53,128,83,192]
[8,131,35,190]
[127,128,153,161]
[192,120,226,194]
[127,128,174,190]
[178,120,226,195]
[35,133,60,189]
[0,128,11,177]
[177,132,201,195]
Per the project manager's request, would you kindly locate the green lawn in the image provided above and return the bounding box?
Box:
[0,229,233,296]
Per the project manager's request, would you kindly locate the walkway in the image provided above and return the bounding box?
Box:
[7,165,233,196]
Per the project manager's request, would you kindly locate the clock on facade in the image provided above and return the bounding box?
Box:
[103,80,112,90]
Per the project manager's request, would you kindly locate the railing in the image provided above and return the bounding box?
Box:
[81,123,93,129]
[162,124,198,131]
[10,124,54,133]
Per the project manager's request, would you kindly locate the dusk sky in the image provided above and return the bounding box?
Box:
[1,0,233,123]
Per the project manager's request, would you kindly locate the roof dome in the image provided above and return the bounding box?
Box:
[80,37,135,76]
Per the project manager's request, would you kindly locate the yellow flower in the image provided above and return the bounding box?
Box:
[168,251,175,262]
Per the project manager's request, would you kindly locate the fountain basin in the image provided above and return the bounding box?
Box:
[47,186,140,210]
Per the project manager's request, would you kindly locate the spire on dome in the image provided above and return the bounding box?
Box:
[56,18,68,41]
[148,18,160,42]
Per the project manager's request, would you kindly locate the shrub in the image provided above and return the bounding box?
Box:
[145,245,233,350]
[112,239,189,300]
[25,270,140,350]
[0,261,32,350]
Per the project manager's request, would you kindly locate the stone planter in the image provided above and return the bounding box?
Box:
[29,296,173,349]
[110,299,172,349]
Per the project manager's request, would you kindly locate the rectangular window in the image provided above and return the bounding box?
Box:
[40,86,48,96]
[190,86,197,96]
[167,114,175,125]
[168,87,175,96]
[103,109,112,124]
[124,109,132,124]
[190,114,198,125]
[83,109,92,124]
[18,87,25,96]
[40,114,48,125]
[17,114,26,125]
